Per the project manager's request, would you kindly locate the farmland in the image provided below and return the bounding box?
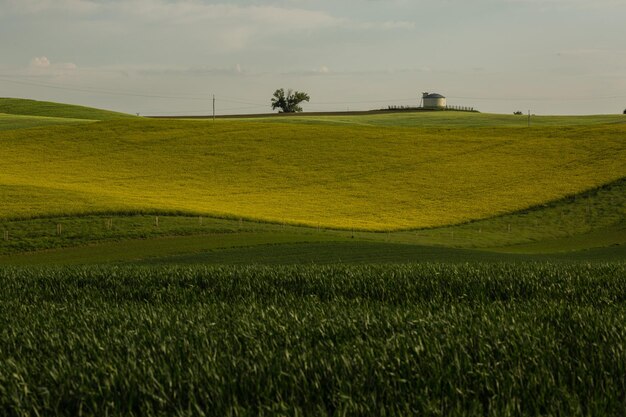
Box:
[1,263,626,416]
[1,103,625,230]
[0,176,624,264]
[0,98,623,264]
[0,98,135,121]
[1,98,625,415]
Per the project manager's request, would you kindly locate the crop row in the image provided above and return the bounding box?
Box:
[0,263,625,416]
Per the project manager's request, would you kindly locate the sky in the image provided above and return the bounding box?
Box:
[0,0,625,116]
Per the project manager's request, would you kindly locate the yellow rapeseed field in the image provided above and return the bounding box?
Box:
[1,118,624,230]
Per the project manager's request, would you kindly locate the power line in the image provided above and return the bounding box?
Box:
[2,74,624,113]
[0,75,267,106]
[0,76,213,100]
[313,98,417,105]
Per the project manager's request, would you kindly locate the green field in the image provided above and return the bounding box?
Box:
[249,111,626,128]
[1,99,625,415]
[2,264,625,416]
[0,97,135,121]
[0,113,92,131]
[1,111,624,230]
[0,176,623,264]
[0,98,624,264]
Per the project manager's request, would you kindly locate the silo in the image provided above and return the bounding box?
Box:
[422,92,447,109]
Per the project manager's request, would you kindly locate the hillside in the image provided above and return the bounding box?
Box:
[0,113,92,131]
[246,111,626,128]
[0,176,623,264]
[1,115,624,230]
[0,98,134,121]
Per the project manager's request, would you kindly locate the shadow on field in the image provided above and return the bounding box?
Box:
[137,241,626,265]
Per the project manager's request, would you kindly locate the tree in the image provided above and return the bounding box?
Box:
[623,108,626,114]
[271,89,310,113]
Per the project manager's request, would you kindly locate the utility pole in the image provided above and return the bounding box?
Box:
[213,94,215,121]
[528,110,531,127]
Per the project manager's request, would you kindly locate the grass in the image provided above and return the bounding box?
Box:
[0,97,134,121]
[1,116,624,230]
[1,100,625,415]
[1,263,625,416]
[0,232,349,266]
[137,241,626,265]
[2,231,624,266]
[247,111,626,128]
[0,177,623,264]
[0,113,91,131]
[1,100,623,263]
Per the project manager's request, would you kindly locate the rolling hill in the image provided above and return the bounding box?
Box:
[0,113,92,131]
[0,107,624,230]
[0,97,134,121]
[1,177,623,264]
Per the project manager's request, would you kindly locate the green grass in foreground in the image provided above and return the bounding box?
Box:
[1,263,625,416]
[0,97,134,120]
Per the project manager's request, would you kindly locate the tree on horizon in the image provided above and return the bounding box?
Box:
[271,89,310,113]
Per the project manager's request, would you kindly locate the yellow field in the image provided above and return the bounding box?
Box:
[1,117,624,230]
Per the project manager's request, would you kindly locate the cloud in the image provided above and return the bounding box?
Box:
[31,56,51,68]
[556,48,626,57]
[28,56,78,76]
[501,0,625,8]
[6,0,341,28]
[5,0,350,51]
[355,20,415,30]
[5,1,414,41]
[135,64,249,77]
[5,0,101,15]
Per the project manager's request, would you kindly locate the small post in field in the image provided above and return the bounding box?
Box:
[56,224,62,236]
[507,224,511,233]
[3,230,8,241]
[155,216,159,227]
[199,216,203,226]
[106,218,112,230]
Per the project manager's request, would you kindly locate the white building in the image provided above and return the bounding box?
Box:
[422,92,446,109]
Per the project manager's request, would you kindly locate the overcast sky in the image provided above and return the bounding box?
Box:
[1,0,625,115]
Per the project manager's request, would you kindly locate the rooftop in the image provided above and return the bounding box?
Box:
[423,93,445,99]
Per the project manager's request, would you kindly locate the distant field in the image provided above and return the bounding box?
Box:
[241,110,626,128]
[1,178,623,264]
[1,116,624,230]
[0,97,133,121]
